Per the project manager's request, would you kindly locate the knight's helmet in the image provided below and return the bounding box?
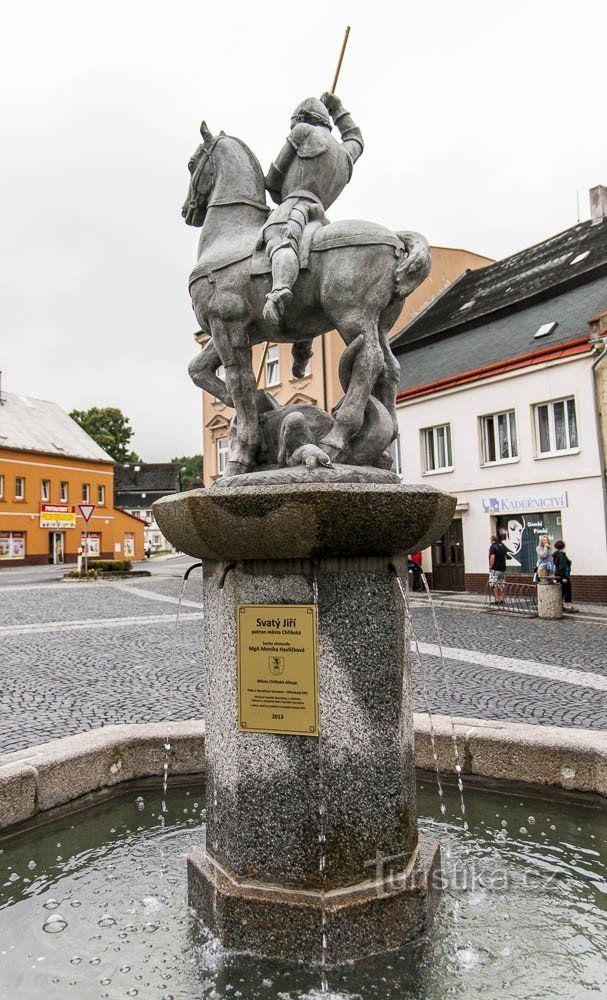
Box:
[290,97,331,130]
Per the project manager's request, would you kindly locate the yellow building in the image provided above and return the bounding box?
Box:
[202,246,493,483]
[0,392,144,566]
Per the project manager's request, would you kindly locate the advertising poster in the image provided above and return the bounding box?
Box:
[496,511,563,574]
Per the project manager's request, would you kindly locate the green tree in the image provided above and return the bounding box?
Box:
[70,407,140,463]
[172,454,203,488]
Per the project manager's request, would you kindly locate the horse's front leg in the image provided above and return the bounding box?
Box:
[213,322,260,476]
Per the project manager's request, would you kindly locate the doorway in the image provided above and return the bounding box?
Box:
[49,532,65,565]
[431,519,465,591]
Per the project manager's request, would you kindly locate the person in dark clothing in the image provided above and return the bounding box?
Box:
[488,532,508,605]
[408,551,423,591]
[553,539,574,612]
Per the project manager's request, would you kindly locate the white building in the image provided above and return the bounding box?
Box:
[114,463,181,554]
[391,187,607,603]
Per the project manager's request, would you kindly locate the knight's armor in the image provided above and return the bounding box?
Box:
[260,95,364,326]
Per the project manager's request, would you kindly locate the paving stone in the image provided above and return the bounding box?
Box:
[0,577,605,755]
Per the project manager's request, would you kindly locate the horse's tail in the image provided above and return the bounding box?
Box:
[393,231,431,300]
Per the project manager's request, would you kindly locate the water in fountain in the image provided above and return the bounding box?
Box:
[418,570,468,830]
[2,781,605,997]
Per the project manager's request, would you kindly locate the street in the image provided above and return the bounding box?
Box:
[1,558,606,754]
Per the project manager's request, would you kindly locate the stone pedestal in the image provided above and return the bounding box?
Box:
[537,580,563,619]
[154,477,455,966]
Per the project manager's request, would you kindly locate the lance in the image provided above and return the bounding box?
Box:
[330,25,351,93]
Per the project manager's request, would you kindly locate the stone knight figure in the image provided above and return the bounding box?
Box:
[259,91,364,325]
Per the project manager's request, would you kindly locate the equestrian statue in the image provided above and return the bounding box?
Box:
[184,92,431,480]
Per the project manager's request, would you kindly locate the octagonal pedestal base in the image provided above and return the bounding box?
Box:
[188,835,441,968]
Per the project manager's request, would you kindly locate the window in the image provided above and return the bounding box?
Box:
[0,474,4,499]
[216,436,229,475]
[60,481,69,502]
[81,532,101,556]
[97,485,106,505]
[124,532,135,557]
[0,531,26,560]
[391,436,402,476]
[481,410,518,464]
[534,397,579,455]
[422,424,453,472]
[82,483,90,502]
[15,476,25,500]
[265,345,280,387]
[41,479,51,501]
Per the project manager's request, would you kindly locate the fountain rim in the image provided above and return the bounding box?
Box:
[0,714,605,838]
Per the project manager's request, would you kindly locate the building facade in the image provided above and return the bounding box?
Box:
[0,392,144,566]
[114,463,181,553]
[201,246,493,485]
[392,189,607,602]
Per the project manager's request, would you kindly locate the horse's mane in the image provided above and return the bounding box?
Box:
[221,134,266,192]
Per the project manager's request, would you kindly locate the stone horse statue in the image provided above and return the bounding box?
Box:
[184,121,430,479]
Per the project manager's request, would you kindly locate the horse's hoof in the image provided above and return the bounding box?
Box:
[224,461,251,478]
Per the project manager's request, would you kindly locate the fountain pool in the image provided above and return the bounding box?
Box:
[1,779,605,999]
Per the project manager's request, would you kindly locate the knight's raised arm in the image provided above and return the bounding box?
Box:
[320,93,364,165]
[265,140,296,205]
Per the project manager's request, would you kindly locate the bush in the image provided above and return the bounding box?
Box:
[88,559,132,573]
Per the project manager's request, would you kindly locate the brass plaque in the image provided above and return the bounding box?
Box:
[237,604,319,736]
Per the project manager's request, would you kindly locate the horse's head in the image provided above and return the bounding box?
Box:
[182,121,217,227]
[182,121,267,227]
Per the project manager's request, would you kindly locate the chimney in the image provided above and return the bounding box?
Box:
[589,185,607,224]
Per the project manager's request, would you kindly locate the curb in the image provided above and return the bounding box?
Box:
[0,715,605,833]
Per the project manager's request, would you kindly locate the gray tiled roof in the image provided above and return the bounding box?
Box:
[391,215,607,351]
[114,464,181,508]
[0,392,114,463]
[396,274,607,393]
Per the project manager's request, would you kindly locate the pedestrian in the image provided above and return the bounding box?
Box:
[488,531,507,605]
[535,534,553,580]
[553,539,575,612]
[408,551,423,591]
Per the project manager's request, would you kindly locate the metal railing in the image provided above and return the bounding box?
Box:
[485,581,538,617]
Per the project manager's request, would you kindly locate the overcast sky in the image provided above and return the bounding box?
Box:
[1,0,605,460]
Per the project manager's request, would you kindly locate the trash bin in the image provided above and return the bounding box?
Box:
[537,579,562,619]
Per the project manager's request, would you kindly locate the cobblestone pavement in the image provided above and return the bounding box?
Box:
[0,574,606,754]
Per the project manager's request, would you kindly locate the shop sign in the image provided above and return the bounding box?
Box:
[481,491,569,514]
[40,504,77,529]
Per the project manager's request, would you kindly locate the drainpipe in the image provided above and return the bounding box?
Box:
[589,330,607,547]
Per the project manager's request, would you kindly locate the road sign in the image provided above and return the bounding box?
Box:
[78,504,96,523]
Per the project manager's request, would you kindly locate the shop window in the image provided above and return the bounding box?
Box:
[0,531,26,560]
[41,479,51,501]
[60,481,69,502]
[534,397,578,456]
[0,474,4,499]
[390,436,402,476]
[422,424,453,473]
[15,476,25,500]
[98,485,106,505]
[265,345,280,387]
[216,436,229,475]
[124,532,135,557]
[81,532,101,556]
[480,410,518,464]
[82,483,90,502]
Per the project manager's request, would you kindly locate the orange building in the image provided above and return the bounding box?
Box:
[0,391,144,566]
[201,246,493,484]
